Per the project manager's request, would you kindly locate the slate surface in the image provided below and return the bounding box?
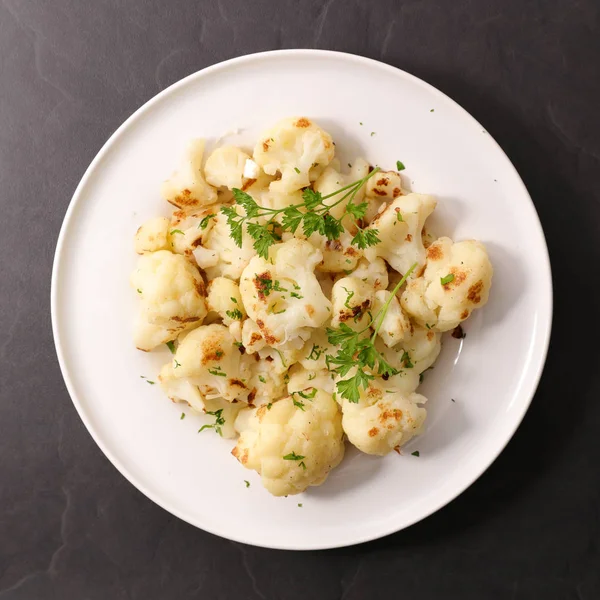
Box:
[1,1,599,598]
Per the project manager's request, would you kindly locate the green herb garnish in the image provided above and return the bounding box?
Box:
[208,367,226,377]
[396,160,405,171]
[342,286,355,309]
[283,452,305,461]
[244,480,250,488]
[222,170,382,259]
[258,375,266,383]
[292,398,306,411]
[307,344,323,361]
[294,167,301,174]
[166,341,176,354]
[411,450,420,457]
[441,273,455,285]
[170,229,184,235]
[198,214,216,230]
[325,263,417,402]
[226,308,243,320]
[180,412,185,420]
[198,409,225,436]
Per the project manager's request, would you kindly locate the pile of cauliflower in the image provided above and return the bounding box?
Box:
[131,117,493,496]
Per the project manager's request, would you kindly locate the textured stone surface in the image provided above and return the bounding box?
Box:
[1,0,599,598]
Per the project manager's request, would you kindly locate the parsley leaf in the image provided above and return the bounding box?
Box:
[166,341,176,354]
[226,308,243,320]
[283,452,305,461]
[441,273,455,285]
[396,160,406,171]
[198,409,225,436]
[199,213,216,230]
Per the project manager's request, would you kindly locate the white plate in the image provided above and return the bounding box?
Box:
[51,50,552,550]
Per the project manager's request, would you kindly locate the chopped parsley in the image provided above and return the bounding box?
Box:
[293,398,306,411]
[283,451,305,461]
[258,375,266,383]
[230,297,238,304]
[145,380,155,385]
[400,351,414,369]
[290,291,304,299]
[396,211,404,222]
[208,367,227,377]
[440,273,455,285]
[136,288,142,294]
[298,503,303,507]
[296,388,317,400]
[294,167,301,174]
[370,132,376,137]
[307,344,323,361]
[198,213,216,230]
[170,229,184,235]
[226,308,243,320]
[198,409,225,436]
[244,480,250,488]
[173,359,181,368]
[166,341,176,354]
[411,451,420,457]
[267,403,273,410]
[273,280,287,292]
[342,286,355,309]
[180,412,185,420]
[430,108,434,112]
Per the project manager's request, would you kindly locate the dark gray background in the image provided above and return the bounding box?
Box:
[1,0,599,598]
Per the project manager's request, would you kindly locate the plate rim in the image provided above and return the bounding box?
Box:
[51,48,553,550]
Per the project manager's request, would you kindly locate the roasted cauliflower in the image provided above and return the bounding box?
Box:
[232,390,344,495]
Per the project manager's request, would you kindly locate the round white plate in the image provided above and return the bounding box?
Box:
[51,50,552,550]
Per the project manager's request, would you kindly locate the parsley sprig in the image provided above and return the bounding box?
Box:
[221,168,382,259]
[326,262,418,403]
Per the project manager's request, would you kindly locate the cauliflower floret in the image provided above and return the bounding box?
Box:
[351,257,389,291]
[242,356,287,408]
[331,276,374,332]
[298,328,335,372]
[169,207,218,257]
[134,217,170,254]
[239,239,332,347]
[131,251,208,351]
[400,323,442,374]
[161,139,218,210]
[232,390,345,496]
[309,231,363,273]
[241,318,267,354]
[193,210,257,280]
[159,324,251,403]
[157,367,241,438]
[257,341,304,374]
[370,290,411,347]
[365,170,404,201]
[340,379,427,455]
[287,363,334,396]
[253,117,335,195]
[204,145,251,190]
[206,277,245,326]
[401,237,493,332]
[365,193,437,276]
